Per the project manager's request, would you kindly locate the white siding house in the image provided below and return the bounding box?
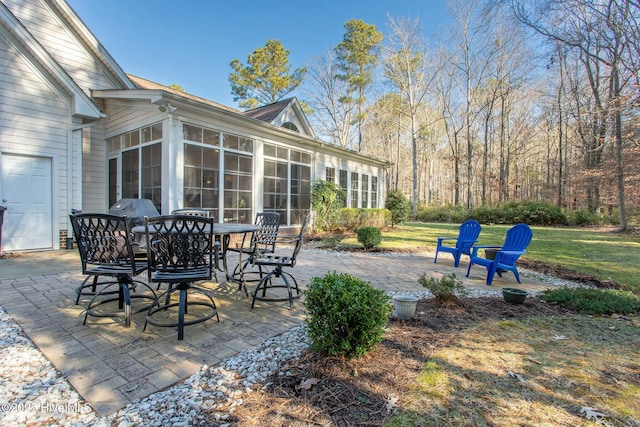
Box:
[0,0,388,252]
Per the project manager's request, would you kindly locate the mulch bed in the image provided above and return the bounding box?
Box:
[518,259,622,289]
[204,245,620,426]
[211,297,578,426]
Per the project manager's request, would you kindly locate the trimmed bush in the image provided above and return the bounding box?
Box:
[357,226,382,249]
[339,208,390,232]
[417,203,471,223]
[416,201,568,226]
[310,180,345,232]
[542,286,640,315]
[385,189,411,226]
[304,272,392,358]
[418,273,468,302]
[567,209,598,226]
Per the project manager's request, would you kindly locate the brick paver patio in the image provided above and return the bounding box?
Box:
[0,248,553,415]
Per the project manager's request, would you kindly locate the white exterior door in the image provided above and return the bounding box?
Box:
[1,154,53,251]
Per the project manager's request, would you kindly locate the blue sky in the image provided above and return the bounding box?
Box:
[67,0,450,107]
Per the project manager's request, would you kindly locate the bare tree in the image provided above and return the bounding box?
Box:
[363,94,411,192]
[434,57,464,205]
[445,0,498,209]
[304,50,357,148]
[383,15,435,219]
[508,0,640,230]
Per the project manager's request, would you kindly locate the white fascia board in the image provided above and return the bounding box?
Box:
[93,89,164,104]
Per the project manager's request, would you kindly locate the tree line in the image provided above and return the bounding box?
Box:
[227,0,640,230]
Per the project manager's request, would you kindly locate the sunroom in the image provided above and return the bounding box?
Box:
[92,77,388,229]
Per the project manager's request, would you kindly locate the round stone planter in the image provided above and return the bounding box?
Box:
[392,295,419,319]
[502,287,528,304]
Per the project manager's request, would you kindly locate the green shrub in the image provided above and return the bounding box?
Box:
[418,273,468,302]
[304,272,392,358]
[339,208,390,232]
[416,203,470,223]
[385,189,411,226]
[310,180,345,232]
[567,209,597,226]
[357,226,382,249]
[416,201,568,226]
[542,286,640,315]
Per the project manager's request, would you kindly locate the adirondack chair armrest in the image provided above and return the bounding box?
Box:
[496,250,525,257]
[470,245,502,256]
[459,239,478,244]
[437,237,456,242]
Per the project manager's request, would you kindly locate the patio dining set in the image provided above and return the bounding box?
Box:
[69,200,309,341]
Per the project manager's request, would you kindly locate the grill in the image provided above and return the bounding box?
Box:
[107,198,160,230]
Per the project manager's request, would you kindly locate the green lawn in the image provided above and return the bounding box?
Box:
[337,222,640,293]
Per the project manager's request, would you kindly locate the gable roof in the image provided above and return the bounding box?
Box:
[243,98,293,122]
[244,97,316,137]
[0,1,103,119]
[126,77,315,136]
[51,0,135,90]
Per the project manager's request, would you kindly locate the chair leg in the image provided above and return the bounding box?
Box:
[251,267,299,310]
[513,268,521,283]
[453,252,461,267]
[84,277,156,327]
[281,272,300,309]
[178,289,187,341]
[486,263,498,286]
[83,281,120,325]
[75,275,102,305]
[122,282,132,327]
[145,284,217,340]
[433,249,439,263]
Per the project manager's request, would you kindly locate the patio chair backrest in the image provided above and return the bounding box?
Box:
[456,219,482,254]
[69,213,138,274]
[503,223,533,252]
[498,223,533,266]
[145,215,213,275]
[250,212,281,255]
[289,214,310,267]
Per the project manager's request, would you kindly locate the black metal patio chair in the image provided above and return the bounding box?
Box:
[70,213,157,327]
[228,212,281,294]
[250,214,309,309]
[144,215,219,340]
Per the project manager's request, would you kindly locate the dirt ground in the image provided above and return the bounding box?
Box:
[213,296,578,426]
[201,254,625,426]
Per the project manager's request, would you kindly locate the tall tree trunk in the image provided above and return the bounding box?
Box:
[499,95,507,202]
[557,81,564,208]
[482,113,490,205]
[612,64,627,230]
[454,132,461,205]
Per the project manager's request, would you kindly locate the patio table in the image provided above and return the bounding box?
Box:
[131,222,260,295]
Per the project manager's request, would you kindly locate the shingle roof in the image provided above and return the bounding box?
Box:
[243,98,294,123]
[126,74,241,115]
[127,75,297,126]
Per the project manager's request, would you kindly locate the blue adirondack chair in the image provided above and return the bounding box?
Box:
[466,223,533,286]
[433,219,482,267]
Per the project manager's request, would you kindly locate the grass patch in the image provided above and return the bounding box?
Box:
[543,287,640,315]
[331,222,640,292]
[390,315,640,426]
